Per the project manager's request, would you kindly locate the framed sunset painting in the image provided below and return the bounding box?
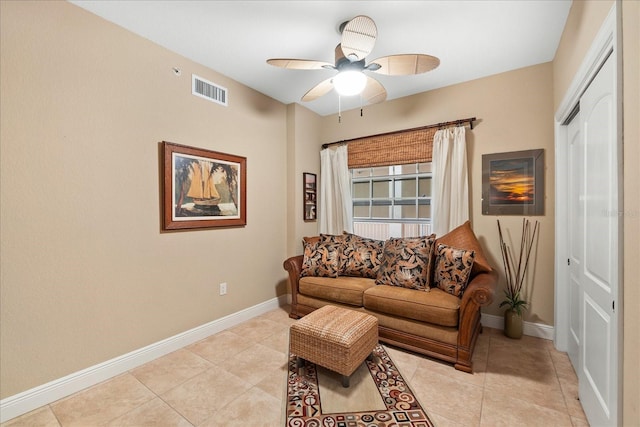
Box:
[482,149,544,215]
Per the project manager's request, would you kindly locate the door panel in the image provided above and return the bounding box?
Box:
[583,294,611,411]
[567,113,581,368]
[579,53,617,427]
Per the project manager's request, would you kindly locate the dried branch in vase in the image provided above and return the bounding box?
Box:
[497,218,540,316]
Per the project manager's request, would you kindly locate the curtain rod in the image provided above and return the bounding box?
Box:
[321,117,476,149]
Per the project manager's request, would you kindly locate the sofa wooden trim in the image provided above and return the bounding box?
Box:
[283,254,498,373]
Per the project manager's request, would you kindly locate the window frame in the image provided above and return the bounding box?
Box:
[350,163,433,224]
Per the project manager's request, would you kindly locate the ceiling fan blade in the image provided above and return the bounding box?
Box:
[369,54,440,75]
[267,58,334,70]
[340,15,377,61]
[362,76,387,104]
[301,77,335,102]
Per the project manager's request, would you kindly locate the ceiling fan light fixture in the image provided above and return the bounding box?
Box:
[333,70,367,96]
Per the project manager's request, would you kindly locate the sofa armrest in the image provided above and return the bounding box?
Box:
[457,269,498,346]
[283,255,303,317]
[460,269,498,311]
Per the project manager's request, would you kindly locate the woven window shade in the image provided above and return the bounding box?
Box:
[346,127,437,168]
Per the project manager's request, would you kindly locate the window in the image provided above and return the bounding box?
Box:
[351,162,433,240]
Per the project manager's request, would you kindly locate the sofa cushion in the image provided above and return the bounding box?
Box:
[300,240,341,278]
[340,234,384,278]
[436,221,491,275]
[433,244,475,297]
[299,276,376,306]
[365,310,458,345]
[363,285,460,327]
[375,235,436,290]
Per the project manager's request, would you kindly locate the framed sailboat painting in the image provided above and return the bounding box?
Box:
[162,141,246,230]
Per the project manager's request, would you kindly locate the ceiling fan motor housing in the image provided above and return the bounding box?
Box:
[334,44,365,71]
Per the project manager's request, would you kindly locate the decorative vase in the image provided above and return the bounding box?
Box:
[504,309,523,339]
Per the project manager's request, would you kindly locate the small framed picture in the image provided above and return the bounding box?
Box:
[482,149,544,216]
[303,173,317,222]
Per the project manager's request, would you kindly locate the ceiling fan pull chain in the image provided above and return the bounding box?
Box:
[338,95,342,123]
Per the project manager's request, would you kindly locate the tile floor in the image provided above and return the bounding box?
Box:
[2,305,588,427]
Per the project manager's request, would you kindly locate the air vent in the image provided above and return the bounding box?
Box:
[192,74,228,106]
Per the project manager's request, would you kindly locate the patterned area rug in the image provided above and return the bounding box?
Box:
[285,344,434,426]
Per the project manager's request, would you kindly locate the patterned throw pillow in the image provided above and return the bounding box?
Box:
[340,234,384,278]
[433,243,475,297]
[375,235,436,290]
[320,233,346,244]
[300,239,341,278]
[436,221,491,275]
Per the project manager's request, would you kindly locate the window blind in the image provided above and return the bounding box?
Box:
[345,127,437,168]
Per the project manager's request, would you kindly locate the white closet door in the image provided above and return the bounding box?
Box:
[578,53,618,427]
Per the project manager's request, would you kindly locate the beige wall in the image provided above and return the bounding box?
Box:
[552,1,640,424]
[621,1,640,423]
[0,1,288,398]
[553,0,616,109]
[286,104,321,258]
[319,63,556,325]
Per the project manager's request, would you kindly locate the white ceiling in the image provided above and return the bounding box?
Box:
[69,0,572,116]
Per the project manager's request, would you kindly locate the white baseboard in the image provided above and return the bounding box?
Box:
[0,295,289,423]
[482,313,555,341]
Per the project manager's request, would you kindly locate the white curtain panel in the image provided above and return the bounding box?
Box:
[319,145,353,235]
[432,126,469,237]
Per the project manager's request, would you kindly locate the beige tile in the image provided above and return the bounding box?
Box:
[227,317,288,342]
[1,406,61,427]
[485,335,568,414]
[259,327,290,354]
[484,368,567,414]
[161,366,251,426]
[254,366,287,401]
[426,411,467,427]
[480,390,573,427]
[487,335,554,369]
[105,398,192,426]
[50,374,155,426]
[256,305,296,326]
[200,387,282,427]
[130,349,213,395]
[559,376,588,421]
[485,353,558,387]
[186,330,253,364]
[555,360,580,383]
[217,343,287,386]
[489,330,555,352]
[410,368,484,426]
[571,415,590,426]
[473,329,491,363]
[551,350,579,382]
[383,345,421,382]
[418,352,487,388]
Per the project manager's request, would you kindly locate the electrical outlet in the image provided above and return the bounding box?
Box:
[219,282,227,295]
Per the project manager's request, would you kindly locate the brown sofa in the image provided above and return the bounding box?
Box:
[283,221,498,373]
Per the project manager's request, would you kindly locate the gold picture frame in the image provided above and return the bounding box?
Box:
[162,141,246,230]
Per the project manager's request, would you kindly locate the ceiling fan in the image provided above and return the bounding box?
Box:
[266,15,440,105]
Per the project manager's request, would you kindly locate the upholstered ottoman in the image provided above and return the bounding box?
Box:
[289,305,378,387]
